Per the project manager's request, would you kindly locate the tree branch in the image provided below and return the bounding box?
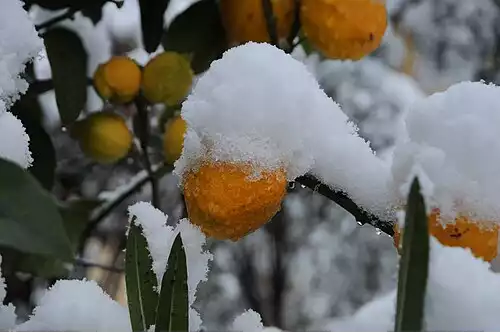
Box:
[295,174,395,236]
[35,8,79,31]
[73,258,124,273]
[135,97,160,208]
[262,0,279,46]
[285,0,302,53]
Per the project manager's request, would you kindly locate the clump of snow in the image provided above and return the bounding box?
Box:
[16,280,131,332]
[128,201,213,331]
[316,238,500,332]
[0,0,42,104]
[231,309,264,332]
[176,42,396,219]
[0,109,33,168]
[392,81,500,221]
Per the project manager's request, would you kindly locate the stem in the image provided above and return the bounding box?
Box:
[77,164,171,256]
[35,8,79,31]
[295,174,395,236]
[262,0,279,46]
[73,258,124,273]
[285,0,302,53]
[135,97,160,208]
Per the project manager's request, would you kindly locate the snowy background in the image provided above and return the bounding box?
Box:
[3,0,500,331]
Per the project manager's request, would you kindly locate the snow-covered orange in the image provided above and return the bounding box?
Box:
[183,161,287,241]
[393,209,498,262]
[301,0,387,60]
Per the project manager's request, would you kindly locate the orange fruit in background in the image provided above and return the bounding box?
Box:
[220,0,296,46]
[183,161,287,241]
[162,115,187,165]
[300,0,387,60]
[93,56,141,104]
[393,209,498,262]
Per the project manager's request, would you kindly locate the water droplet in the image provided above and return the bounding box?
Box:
[357,221,363,226]
[300,184,306,189]
[61,126,67,132]
[288,182,296,190]
[375,228,382,235]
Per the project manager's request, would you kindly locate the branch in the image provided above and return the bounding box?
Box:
[262,0,279,46]
[77,163,171,255]
[285,0,302,53]
[135,97,160,208]
[73,258,124,273]
[295,174,395,236]
[35,8,79,31]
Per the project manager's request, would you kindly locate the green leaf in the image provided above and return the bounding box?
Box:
[0,158,72,261]
[395,177,430,332]
[139,0,171,53]
[10,98,56,191]
[162,0,227,74]
[155,234,188,332]
[0,199,100,278]
[126,221,159,332]
[44,28,88,125]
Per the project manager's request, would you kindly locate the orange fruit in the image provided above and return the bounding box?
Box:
[220,0,296,46]
[393,208,498,262]
[183,161,287,241]
[300,0,387,60]
[93,56,141,104]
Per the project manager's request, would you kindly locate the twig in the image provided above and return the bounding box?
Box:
[35,8,79,31]
[262,0,279,46]
[77,163,171,255]
[135,97,160,208]
[295,174,395,236]
[285,0,302,53]
[73,258,124,273]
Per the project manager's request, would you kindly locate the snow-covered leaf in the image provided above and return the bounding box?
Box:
[155,233,189,332]
[395,177,429,332]
[125,220,159,332]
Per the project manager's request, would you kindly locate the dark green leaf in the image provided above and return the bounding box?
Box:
[81,6,103,24]
[10,99,56,191]
[4,199,100,278]
[31,0,106,10]
[0,158,72,260]
[126,221,159,332]
[162,0,227,74]
[44,28,88,125]
[155,234,188,332]
[139,0,171,53]
[395,177,430,332]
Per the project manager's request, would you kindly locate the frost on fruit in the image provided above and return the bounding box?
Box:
[177,43,395,226]
[392,81,500,223]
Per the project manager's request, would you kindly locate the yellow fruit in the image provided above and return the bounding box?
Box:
[220,0,296,46]
[163,115,187,164]
[300,0,387,60]
[74,112,133,164]
[183,161,287,241]
[141,52,193,106]
[393,208,498,262]
[93,56,142,104]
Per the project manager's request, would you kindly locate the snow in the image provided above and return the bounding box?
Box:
[0,0,41,169]
[176,42,396,219]
[16,280,131,332]
[128,201,213,331]
[316,238,500,332]
[0,0,42,104]
[392,81,500,221]
[231,310,264,332]
[0,110,32,169]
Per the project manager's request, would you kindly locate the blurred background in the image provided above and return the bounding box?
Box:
[3,0,500,330]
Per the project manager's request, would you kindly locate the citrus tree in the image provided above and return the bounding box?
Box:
[2,0,500,332]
